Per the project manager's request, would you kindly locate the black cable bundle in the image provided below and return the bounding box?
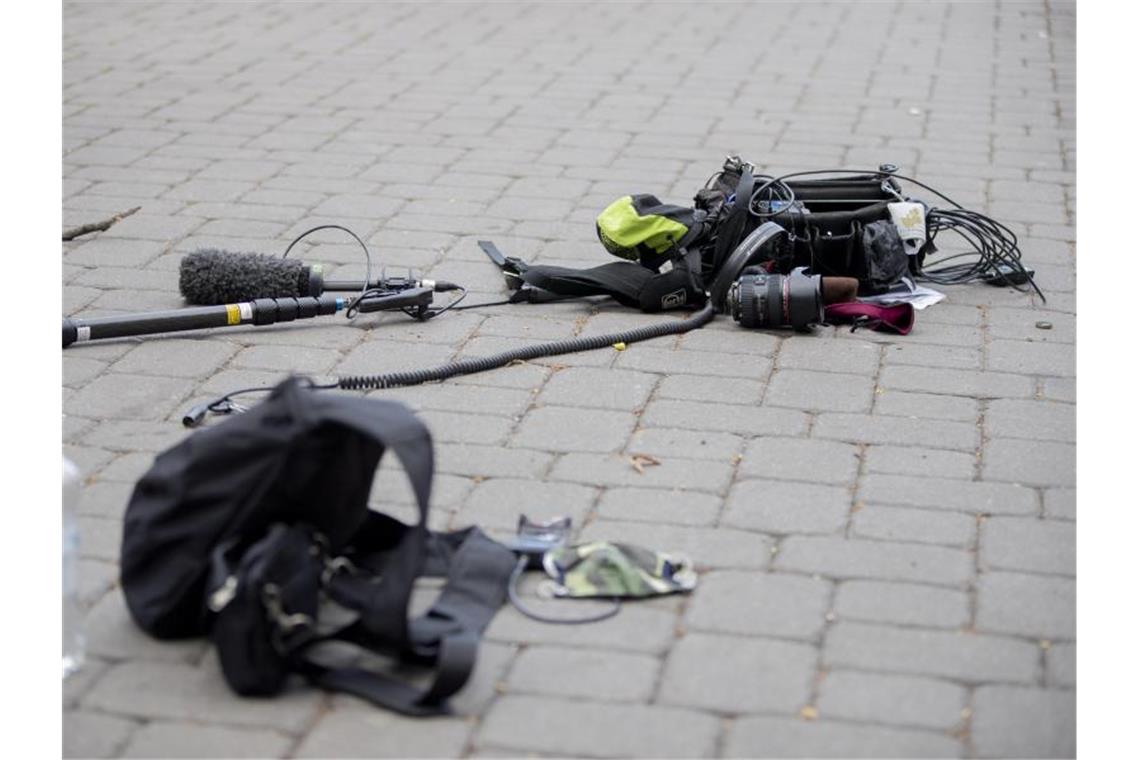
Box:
[337,303,716,391]
[918,208,1045,301]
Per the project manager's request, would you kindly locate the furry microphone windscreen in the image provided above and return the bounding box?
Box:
[179,249,309,304]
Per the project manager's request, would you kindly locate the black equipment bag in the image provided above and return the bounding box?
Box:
[694,158,911,293]
[121,376,516,716]
[480,159,914,314]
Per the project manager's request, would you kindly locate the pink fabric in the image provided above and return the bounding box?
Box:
[824,301,915,335]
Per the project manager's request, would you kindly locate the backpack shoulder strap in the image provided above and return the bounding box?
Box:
[299,520,514,716]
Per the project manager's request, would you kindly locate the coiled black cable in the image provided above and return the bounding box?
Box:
[506,556,621,625]
[337,302,717,391]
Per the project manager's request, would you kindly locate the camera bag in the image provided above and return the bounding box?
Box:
[120,376,516,716]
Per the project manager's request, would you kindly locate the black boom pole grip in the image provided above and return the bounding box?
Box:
[62,295,344,348]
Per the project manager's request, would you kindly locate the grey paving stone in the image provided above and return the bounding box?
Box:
[980,517,1075,575]
[478,696,720,758]
[824,622,1040,684]
[891,321,984,349]
[64,356,108,388]
[64,284,105,314]
[776,338,881,374]
[738,437,860,485]
[335,339,455,377]
[775,536,973,586]
[507,645,660,702]
[538,366,658,410]
[685,571,831,640]
[65,654,113,710]
[723,480,851,535]
[78,558,119,609]
[879,365,1035,399]
[1043,487,1076,520]
[766,369,875,413]
[64,710,138,759]
[678,324,781,356]
[642,399,809,437]
[859,473,1038,515]
[656,373,765,403]
[295,711,471,758]
[976,571,1076,639]
[627,426,742,462]
[457,478,597,533]
[1046,641,1076,688]
[615,345,774,379]
[123,722,293,758]
[582,519,772,570]
[972,686,1076,758]
[65,373,196,421]
[376,382,533,417]
[417,410,516,446]
[434,442,552,480]
[550,452,734,493]
[813,412,979,451]
[817,670,969,731]
[94,451,159,483]
[873,388,979,421]
[77,515,123,562]
[595,486,721,526]
[109,338,238,378]
[1041,376,1076,403]
[882,342,981,370]
[660,633,817,713]
[983,437,1075,486]
[511,405,637,453]
[82,658,322,731]
[724,716,963,758]
[66,444,118,478]
[987,339,1074,376]
[167,178,257,202]
[833,580,971,629]
[231,343,341,373]
[851,504,976,548]
[863,445,977,479]
[84,590,208,664]
[985,399,1075,442]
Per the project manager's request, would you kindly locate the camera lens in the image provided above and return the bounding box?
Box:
[728,268,823,330]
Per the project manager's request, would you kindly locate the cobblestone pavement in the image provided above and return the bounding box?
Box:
[62,2,1076,757]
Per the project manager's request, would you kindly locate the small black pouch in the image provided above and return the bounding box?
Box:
[807,221,863,279]
[861,220,910,294]
[209,523,323,697]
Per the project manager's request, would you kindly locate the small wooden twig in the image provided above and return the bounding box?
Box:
[62,206,141,241]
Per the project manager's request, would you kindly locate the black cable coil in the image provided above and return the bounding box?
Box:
[337,303,716,391]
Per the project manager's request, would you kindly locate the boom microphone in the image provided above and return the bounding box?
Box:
[178,249,456,305]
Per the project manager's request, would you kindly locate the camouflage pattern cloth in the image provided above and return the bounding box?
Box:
[541,541,697,599]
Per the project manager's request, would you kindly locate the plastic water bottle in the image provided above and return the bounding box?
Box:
[63,458,85,679]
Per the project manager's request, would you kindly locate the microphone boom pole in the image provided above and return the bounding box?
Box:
[62,294,347,348]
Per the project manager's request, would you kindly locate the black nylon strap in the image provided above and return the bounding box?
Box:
[408,527,515,654]
[517,261,652,308]
[711,168,756,276]
[295,633,475,716]
[311,525,513,715]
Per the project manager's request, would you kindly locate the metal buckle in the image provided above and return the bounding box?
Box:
[261,583,315,633]
[321,555,359,586]
[207,575,238,612]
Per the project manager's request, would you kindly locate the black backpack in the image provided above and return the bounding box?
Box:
[120,376,516,716]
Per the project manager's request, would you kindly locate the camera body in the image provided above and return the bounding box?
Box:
[726,266,824,331]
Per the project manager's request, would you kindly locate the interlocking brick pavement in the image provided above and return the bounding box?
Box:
[63,1,1075,757]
